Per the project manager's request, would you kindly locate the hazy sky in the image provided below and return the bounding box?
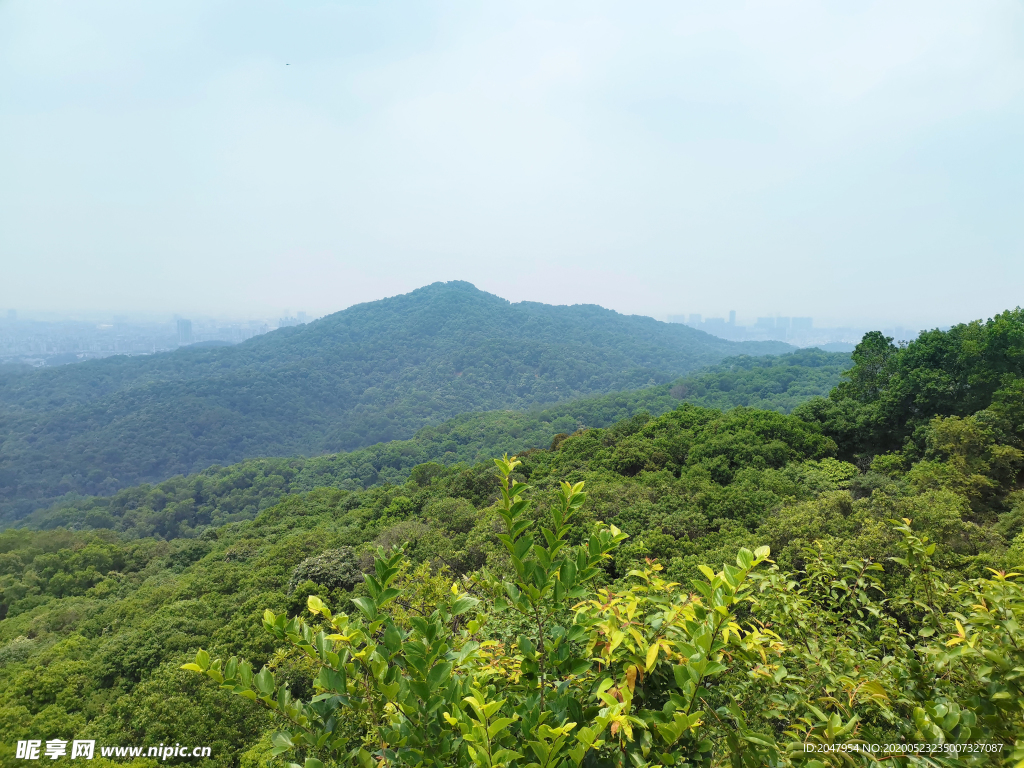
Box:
[2,1,1022,327]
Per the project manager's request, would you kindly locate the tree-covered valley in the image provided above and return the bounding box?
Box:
[0,282,791,522]
[0,308,1022,767]
[15,347,849,538]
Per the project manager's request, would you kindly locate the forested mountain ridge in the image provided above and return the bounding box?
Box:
[0,311,1021,766]
[15,348,849,537]
[0,282,791,520]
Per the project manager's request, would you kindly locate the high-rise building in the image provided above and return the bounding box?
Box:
[688,314,702,326]
[729,310,736,326]
[177,319,193,345]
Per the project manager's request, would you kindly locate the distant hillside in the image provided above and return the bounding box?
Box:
[669,347,851,412]
[0,282,790,520]
[18,348,847,535]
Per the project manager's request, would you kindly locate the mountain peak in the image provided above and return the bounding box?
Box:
[0,285,791,518]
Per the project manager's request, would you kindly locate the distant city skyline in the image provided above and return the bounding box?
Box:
[0,310,298,367]
[662,309,931,347]
[0,294,997,335]
[1,288,969,370]
[0,288,1009,332]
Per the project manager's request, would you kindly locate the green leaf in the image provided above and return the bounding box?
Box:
[410,681,431,701]
[272,733,294,749]
[363,575,382,600]
[463,695,487,722]
[384,623,402,653]
[316,667,346,693]
[351,597,378,621]
[575,726,598,747]
[427,662,453,690]
[513,537,532,560]
[703,661,727,677]
[451,595,478,616]
[560,558,578,588]
[529,739,551,764]
[255,668,275,696]
[739,731,776,747]
[566,658,592,676]
[482,698,506,719]
[736,548,754,570]
[488,717,517,739]
[518,635,537,658]
[491,749,523,765]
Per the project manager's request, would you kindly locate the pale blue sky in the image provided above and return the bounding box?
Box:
[1,1,1022,327]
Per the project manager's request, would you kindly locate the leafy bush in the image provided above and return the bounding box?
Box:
[185,458,1024,767]
[288,548,362,594]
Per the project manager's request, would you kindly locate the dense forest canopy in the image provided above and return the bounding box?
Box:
[0,309,1021,767]
[0,282,791,521]
[14,349,849,537]
[798,307,1024,461]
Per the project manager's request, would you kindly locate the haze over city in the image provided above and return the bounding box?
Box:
[2,1,1022,328]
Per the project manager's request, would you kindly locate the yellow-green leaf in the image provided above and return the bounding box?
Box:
[645,643,660,671]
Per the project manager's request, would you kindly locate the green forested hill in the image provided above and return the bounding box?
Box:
[17,349,849,536]
[0,311,1021,767]
[0,282,790,520]
[797,308,1024,461]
